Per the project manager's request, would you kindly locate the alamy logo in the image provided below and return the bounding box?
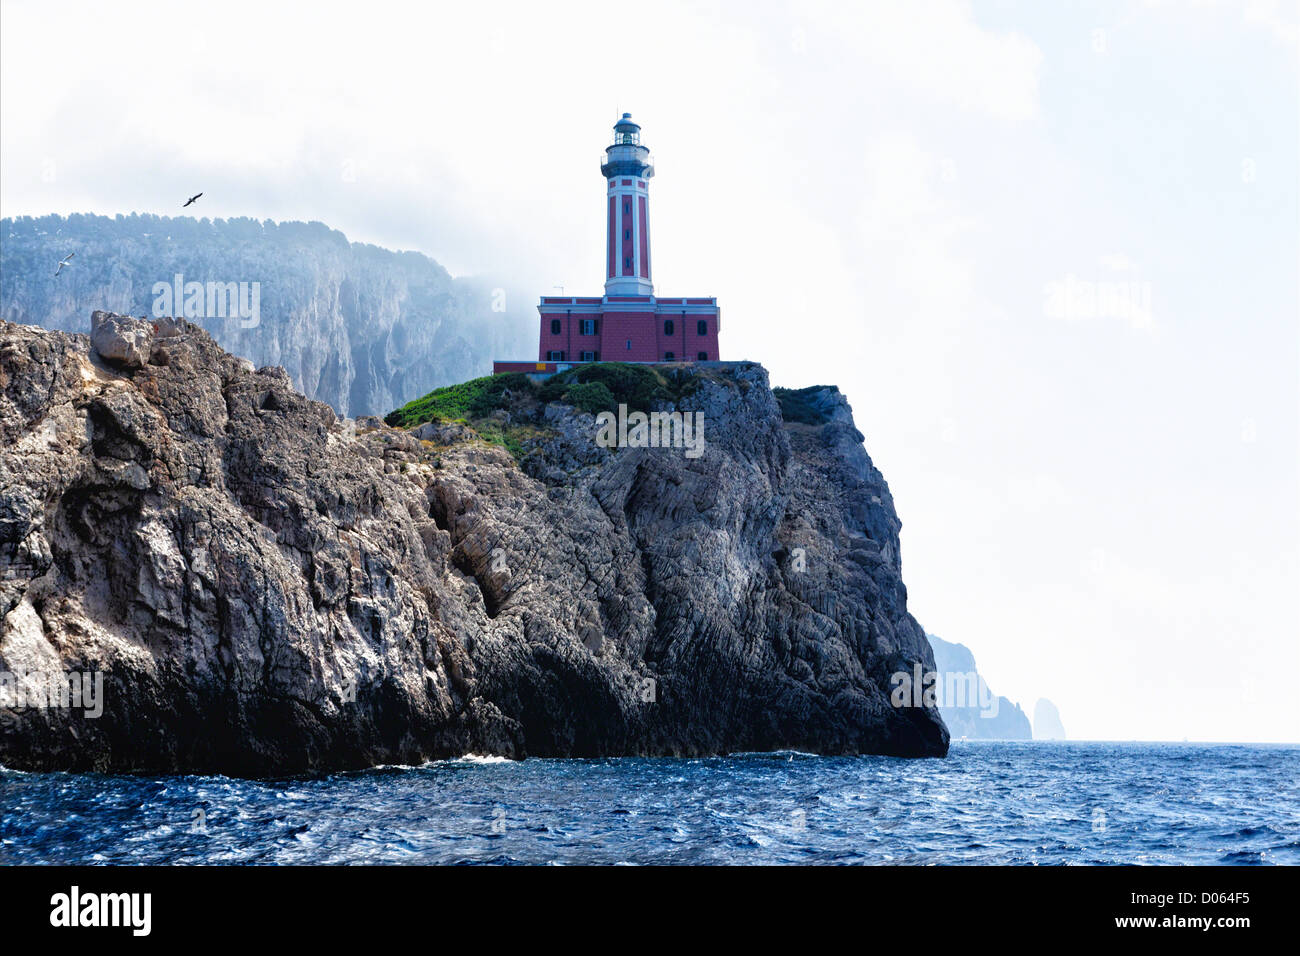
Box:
[1043,273,1152,329]
[49,886,151,936]
[152,273,260,328]
[889,663,1000,718]
[594,403,706,459]
[0,669,103,717]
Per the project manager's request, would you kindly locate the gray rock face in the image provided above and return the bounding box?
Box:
[0,214,535,417]
[89,310,154,369]
[0,314,947,774]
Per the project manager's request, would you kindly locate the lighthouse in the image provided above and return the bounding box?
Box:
[602,113,655,297]
[493,114,722,376]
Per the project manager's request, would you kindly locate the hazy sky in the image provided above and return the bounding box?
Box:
[2,0,1297,742]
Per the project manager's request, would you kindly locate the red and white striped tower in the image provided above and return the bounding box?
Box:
[494,113,722,374]
[601,113,655,297]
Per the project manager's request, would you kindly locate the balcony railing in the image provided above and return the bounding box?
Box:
[601,148,653,175]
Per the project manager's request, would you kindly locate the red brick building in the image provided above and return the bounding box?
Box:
[494,114,721,377]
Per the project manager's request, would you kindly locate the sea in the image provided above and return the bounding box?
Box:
[1,741,1296,865]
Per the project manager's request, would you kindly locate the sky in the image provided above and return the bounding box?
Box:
[2,0,1297,742]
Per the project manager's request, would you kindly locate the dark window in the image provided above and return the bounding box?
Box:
[550,319,561,335]
[580,318,597,335]
[624,257,631,269]
[546,350,565,361]
[624,202,630,214]
[580,350,597,362]
[626,340,631,350]
[624,229,631,239]
[663,319,674,335]
[664,351,675,361]
[697,319,708,335]
[698,351,708,361]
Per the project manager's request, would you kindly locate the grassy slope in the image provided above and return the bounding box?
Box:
[384,363,729,462]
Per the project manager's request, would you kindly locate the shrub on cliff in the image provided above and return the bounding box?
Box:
[385,373,535,427]
[539,362,697,411]
[563,381,617,414]
[390,364,708,428]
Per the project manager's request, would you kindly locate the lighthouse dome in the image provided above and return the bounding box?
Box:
[612,113,643,145]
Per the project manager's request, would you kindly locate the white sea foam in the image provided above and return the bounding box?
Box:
[451,754,513,765]
[366,754,516,770]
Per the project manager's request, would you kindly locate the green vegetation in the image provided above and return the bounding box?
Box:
[384,363,714,464]
[384,372,534,428]
[471,419,527,460]
[537,362,699,412]
[382,373,538,464]
[773,385,836,426]
[563,381,617,414]
[387,363,706,430]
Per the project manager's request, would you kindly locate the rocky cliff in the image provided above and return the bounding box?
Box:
[0,214,534,417]
[927,633,1032,740]
[1033,699,1067,740]
[0,313,947,774]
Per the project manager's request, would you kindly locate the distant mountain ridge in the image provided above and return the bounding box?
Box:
[0,213,534,416]
[926,634,1033,740]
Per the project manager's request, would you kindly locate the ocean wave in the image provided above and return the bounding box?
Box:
[2,742,1295,865]
[448,754,515,765]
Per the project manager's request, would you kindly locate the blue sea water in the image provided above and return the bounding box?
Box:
[1,742,1296,865]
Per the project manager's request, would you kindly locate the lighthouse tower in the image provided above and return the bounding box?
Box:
[493,113,722,376]
[602,113,655,297]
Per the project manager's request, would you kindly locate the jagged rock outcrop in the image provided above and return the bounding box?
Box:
[927,633,1032,740]
[1033,699,1067,740]
[0,214,534,416]
[0,313,947,773]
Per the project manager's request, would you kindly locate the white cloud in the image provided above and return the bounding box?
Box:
[1242,0,1299,52]
[802,0,1043,121]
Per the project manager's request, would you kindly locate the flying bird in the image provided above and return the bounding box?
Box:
[53,252,74,277]
[182,192,202,207]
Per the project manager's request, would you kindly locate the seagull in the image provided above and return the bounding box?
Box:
[53,252,74,277]
[182,192,203,207]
